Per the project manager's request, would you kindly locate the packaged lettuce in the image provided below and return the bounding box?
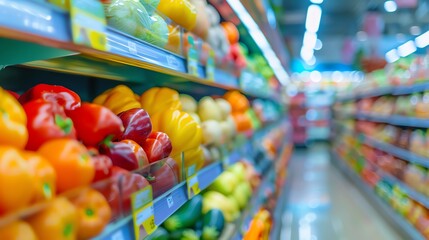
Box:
[150,14,168,42]
[105,0,152,36]
[140,0,160,14]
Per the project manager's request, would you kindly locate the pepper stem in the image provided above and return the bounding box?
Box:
[55,114,73,134]
[100,135,114,148]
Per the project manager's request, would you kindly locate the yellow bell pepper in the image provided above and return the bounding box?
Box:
[93,85,141,115]
[140,87,182,116]
[183,145,204,176]
[157,0,197,30]
[0,88,28,149]
[151,109,201,156]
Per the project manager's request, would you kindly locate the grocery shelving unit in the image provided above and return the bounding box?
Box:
[362,135,429,168]
[331,152,425,240]
[0,1,293,239]
[0,0,280,100]
[354,112,429,129]
[336,81,429,102]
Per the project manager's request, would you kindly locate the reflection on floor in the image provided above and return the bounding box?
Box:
[280,143,402,240]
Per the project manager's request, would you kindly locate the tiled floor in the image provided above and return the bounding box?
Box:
[280,143,402,240]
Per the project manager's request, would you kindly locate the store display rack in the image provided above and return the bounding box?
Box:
[0,0,277,100]
[95,149,237,240]
[380,171,429,210]
[332,152,425,240]
[354,112,429,129]
[362,135,429,169]
[336,81,429,102]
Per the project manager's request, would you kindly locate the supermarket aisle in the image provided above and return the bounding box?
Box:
[280,143,401,240]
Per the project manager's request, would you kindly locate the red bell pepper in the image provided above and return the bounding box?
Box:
[142,132,172,163]
[116,108,152,145]
[24,99,76,150]
[147,158,179,198]
[102,167,149,216]
[88,148,113,183]
[99,139,149,171]
[66,103,124,147]
[19,84,81,110]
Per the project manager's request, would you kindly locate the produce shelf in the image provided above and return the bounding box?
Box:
[362,135,429,168]
[95,162,223,240]
[355,112,429,128]
[0,0,276,101]
[332,152,425,240]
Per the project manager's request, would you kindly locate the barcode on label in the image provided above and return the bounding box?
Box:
[167,195,174,208]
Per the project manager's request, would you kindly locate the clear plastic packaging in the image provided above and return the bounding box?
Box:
[104,0,177,49]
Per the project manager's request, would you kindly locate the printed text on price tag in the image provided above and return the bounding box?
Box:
[131,186,156,239]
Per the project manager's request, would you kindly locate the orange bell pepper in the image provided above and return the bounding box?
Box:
[0,221,38,240]
[93,85,141,115]
[140,87,182,116]
[224,90,250,112]
[27,197,78,240]
[23,152,56,203]
[72,188,112,239]
[0,147,36,214]
[0,87,28,149]
[38,139,95,193]
[151,109,202,156]
[231,112,252,132]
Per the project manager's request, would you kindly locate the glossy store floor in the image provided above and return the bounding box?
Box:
[279,143,401,240]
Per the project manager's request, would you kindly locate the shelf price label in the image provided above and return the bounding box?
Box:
[206,50,215,81]
[131,186,157,239]
[70,0,108,51]
[187,35,199,77]
[187,174,201,199]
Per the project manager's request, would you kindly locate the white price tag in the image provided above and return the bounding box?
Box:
[128,41,137,55]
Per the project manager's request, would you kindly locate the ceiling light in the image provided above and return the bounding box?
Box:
[310,0,323,3]
[314,39,323,50]
[310,71,322,82]
[356,31,368,41]
[332,71,343,82]
[300,47,314,61]
[384,1,397,13]
[410,26,421,36]
[226,0,289,84]
[306,56,316,66]
[303,31,317,49]
[415,31,429,48]
[397,40,416,57]
[305,5,322,33]
[385,49,399,63]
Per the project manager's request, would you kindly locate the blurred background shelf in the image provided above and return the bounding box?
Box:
[332,152,425,240]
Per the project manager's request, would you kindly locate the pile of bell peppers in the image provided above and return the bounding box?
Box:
[0,84,188,239]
